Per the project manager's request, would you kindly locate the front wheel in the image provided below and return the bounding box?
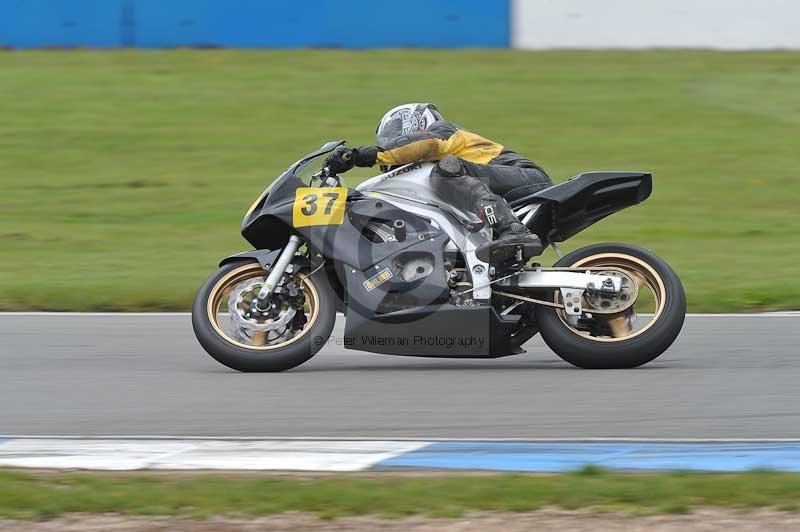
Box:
[535,243,686,369]
[192,261,336,372]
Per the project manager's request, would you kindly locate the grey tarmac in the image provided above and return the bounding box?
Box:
[1,314,798,439]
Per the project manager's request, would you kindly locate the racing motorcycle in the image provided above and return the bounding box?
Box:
[192,141,685,372]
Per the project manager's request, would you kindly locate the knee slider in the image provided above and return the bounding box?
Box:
[435,155,464,178]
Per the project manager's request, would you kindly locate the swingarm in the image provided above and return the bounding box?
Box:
[495,268,623,293]
[493,267,629,322]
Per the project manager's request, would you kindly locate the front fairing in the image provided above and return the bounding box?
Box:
[243,140,345,225]
[239,142,444,272]
[241,141,345,238]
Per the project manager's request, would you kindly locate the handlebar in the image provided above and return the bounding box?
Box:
[309,145,351,186]
[310,167,344,187]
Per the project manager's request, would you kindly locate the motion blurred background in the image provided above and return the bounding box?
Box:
[1,0,798,312]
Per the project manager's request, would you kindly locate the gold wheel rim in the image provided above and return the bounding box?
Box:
[556,253,667,343]
[206,263,320,350]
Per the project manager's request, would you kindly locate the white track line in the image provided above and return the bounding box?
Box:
[0,438,431,472]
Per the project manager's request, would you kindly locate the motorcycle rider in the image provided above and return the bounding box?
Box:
[325,103,552,263]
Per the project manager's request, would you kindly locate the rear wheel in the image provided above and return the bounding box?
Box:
[192,261,336,372]
[535,243,685,369]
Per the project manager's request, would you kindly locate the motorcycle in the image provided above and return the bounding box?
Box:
[192,141,685,372]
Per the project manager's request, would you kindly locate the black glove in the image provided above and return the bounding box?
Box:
[325,146,355,174]
[352,145,380,167]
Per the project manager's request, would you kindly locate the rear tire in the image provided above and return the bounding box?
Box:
[192,261,336,372]
[535,243,685,369]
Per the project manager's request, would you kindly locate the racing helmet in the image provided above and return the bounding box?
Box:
[375,103,443,147]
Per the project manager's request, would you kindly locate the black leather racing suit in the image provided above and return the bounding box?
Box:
[366,120,553,232]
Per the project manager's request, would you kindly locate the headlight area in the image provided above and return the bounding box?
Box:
[242,189,270,228]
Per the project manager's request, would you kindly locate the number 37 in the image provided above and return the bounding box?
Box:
[300,192,340,216]
[292,187,347,227]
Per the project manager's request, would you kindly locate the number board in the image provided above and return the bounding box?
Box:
[292,187,347,228]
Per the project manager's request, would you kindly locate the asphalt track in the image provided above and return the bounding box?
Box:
[1,314,798,439]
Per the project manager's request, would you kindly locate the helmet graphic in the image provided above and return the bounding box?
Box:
[375,103,443,146]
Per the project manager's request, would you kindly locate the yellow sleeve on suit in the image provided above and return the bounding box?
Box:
[376,130,504,166]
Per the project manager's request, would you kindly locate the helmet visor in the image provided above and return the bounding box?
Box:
[376,115,405,147]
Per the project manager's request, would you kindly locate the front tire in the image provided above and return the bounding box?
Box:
[192,261,336,372]
[535,243,686,369]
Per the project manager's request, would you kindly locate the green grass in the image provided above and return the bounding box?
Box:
[2,469,800,520]
[1,50,798,311]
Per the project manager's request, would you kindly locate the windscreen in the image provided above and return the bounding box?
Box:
[265,141,344,205]
[292,154,329,186]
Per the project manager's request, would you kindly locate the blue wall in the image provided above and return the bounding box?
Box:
[0,0,509,49]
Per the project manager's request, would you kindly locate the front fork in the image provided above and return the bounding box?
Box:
[257,235,303,300]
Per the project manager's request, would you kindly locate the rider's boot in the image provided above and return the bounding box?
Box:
[476,218,543,264]
[434,155,543,263]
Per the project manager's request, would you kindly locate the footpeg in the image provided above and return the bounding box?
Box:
[475,237,543,264]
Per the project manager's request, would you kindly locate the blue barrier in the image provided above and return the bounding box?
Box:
[0,0,509,49]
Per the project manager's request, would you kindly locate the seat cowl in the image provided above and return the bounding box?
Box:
[535,171,650,202]
[508,171,653,242]
[503,183,551,204]
[508,171,651,208]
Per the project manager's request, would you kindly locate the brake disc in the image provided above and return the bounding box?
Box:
[583,269,639,314]
[227,278,297,334]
